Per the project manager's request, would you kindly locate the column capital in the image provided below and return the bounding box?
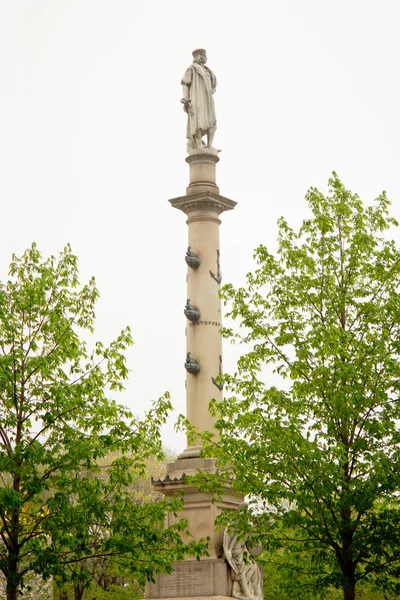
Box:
[169,191,237,220]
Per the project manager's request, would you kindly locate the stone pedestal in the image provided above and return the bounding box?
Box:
[146,560,231,599]
[147,456,243,600]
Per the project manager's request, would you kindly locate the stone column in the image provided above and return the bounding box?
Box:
[146,151,240,600]
[170,150,236,459]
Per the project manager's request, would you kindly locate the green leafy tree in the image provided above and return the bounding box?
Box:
[54,449,178,600]
[198,175,400,600]
[0,244,204,600]
[260,538,341,600]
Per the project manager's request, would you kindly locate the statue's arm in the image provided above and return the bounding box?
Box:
[208,68,217,94]
[181,66,193,111]
[223,532,240,574]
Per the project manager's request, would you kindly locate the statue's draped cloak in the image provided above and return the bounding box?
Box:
[182,63,217,139]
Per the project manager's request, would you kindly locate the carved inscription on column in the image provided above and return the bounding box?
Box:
[189,320,221,327]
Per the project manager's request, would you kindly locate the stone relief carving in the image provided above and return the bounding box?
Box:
[184,299,200,322]
[181,48,218,153]
[223,530,263,600]
[185,246,201,269]
[184,352,200,374]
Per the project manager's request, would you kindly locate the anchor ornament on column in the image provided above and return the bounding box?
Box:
[212,354,223,391]
[209,249,222,284]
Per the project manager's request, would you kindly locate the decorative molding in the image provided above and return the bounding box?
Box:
[169,191,237,217]
[151,473,186,484]
[185,149,220,162]
[187,215,222,225]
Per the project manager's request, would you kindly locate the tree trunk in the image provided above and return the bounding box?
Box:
[6,552,19,600]
[6,584,18,600]
[343,569,356,600]
[340,502,356,600]
[74,585,85,600]
[344,588,355,600]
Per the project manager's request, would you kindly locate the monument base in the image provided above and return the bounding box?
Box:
[146,559,232,599]
[147,456,243,600]
[147,597,231,600]
[151,456,243,559]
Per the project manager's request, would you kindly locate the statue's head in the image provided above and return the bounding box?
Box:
[192,48,207,64]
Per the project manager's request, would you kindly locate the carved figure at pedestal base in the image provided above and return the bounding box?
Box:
[181,48,218,153]
[223,531,263,600]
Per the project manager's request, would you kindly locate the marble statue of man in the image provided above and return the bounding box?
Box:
[181,48,217,152]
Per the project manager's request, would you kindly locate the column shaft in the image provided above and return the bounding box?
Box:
[186,213,222,440]
[169,151,236,456]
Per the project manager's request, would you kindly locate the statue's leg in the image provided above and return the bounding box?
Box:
[194,130,203,148]
[250,567,263,600]
[232,581,248,600]
[207,127,216,147]
[238,573,253,599]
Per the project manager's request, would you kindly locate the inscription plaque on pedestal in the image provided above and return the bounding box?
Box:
[146,559,231,599]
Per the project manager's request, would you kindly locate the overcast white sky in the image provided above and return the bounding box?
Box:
[1,0,399,452]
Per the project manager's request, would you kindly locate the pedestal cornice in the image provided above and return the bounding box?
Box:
[169,191,237,219]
